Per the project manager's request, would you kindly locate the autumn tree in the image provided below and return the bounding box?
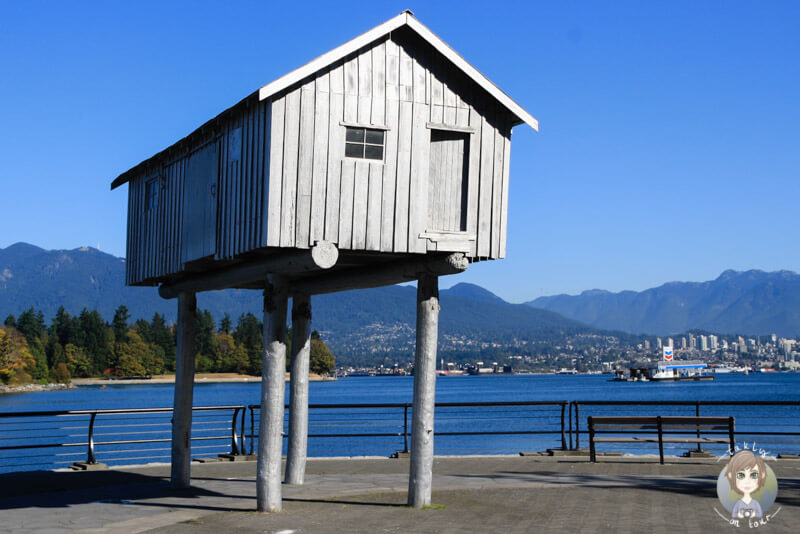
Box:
[0,327,36,385]
[212,333,249,374]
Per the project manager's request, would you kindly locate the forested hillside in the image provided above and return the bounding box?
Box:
[1,306,334,386]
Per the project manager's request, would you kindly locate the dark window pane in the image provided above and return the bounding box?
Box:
[145,179,158,210]
[365,129,384,145]
[364,144,383,160]
[345,127,364,142]
[345,142,364,158]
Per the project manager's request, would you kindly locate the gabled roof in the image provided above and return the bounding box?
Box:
[111,11,536,190]
[258,10,538,130]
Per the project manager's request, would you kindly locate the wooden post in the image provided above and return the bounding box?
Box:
[257,276,288,512]
[171,291,196,489]
[408,274,439,508]
[285,294,312,484]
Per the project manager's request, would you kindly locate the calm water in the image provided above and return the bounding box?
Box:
[1,373,798,472]
[3,373,800,412]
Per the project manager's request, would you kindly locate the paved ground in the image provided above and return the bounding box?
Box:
[1,455,798,533]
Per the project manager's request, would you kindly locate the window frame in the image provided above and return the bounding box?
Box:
[144,177,159,212]
[342,125,387,162]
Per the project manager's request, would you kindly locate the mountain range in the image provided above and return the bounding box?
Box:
[1,243,798,356]
[527,269,800,337]
[0,243,589,358]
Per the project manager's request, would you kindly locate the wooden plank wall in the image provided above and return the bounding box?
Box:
[125,31,517,285]
[125,99,271,285]
[264,32,514,260]
[126,157,187,286]
[215,102,270,261]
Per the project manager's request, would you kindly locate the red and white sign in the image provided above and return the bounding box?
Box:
[663,347,673,360]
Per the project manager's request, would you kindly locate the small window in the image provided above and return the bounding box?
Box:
[145,178,159,211]
[345,127,384,160]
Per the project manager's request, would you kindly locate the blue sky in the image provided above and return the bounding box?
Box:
[1,1,797,303]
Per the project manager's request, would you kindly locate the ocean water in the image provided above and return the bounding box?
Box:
[1,373,798,472]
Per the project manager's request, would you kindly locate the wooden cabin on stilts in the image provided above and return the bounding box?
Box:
[111,10,537,512]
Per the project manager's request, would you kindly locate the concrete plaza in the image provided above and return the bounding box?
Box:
[1,455,797,533]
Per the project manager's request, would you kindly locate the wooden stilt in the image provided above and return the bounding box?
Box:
[257,276,288,512]
[408,274,439,508]
[171,291,196,489]
[285,293,312,484]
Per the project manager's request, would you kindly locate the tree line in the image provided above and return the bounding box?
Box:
[0,305,335,385]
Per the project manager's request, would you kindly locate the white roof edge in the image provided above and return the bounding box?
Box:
[404,17,538,131]
[258,12,408,102]
[257,12,538,132]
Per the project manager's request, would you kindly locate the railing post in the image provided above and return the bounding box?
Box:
[657,416,664,464]
[403,404,409,453]
[241,406,247,455]
[231,408,241,455]
[695,401,703,453]
[568,402,573,450]
[87,412,97,464]
[575,403,581,450]
[560,403,567,450]
[250,406,256,455]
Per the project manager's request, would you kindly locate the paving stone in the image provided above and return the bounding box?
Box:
[0,456,797,533]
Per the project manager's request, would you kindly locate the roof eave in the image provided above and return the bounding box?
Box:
[256,12,538,131]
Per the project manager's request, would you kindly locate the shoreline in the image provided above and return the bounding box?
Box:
[0,383,75,395]
[72,373,336,386]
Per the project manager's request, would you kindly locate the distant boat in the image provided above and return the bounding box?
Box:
[614,360,714,382]
[712,365,750,374]
[556,368,578,375]
[346,370,376,377]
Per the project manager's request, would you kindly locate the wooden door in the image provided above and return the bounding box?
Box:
[428,130,469,232]
[181,142,218,263]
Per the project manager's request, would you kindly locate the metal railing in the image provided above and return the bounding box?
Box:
[245,401,568,456]
[568,401,800,455]
[0,401,567,472]
[2,399,798,473]
[0,406,246,473]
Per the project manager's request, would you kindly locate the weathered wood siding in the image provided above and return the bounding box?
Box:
[124,30,515,285]
[265,30,514,260]
[125,99,271,285]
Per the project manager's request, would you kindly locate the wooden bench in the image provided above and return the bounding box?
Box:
[587,416,735,464]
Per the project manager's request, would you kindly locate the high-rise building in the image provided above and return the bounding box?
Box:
[699,335,709,351]
[689,334,697,349]
[667,337,674,348]
[709,335,718,350]
[644,340,651,350]
[657,338,663,349]
[681,337,687,349]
